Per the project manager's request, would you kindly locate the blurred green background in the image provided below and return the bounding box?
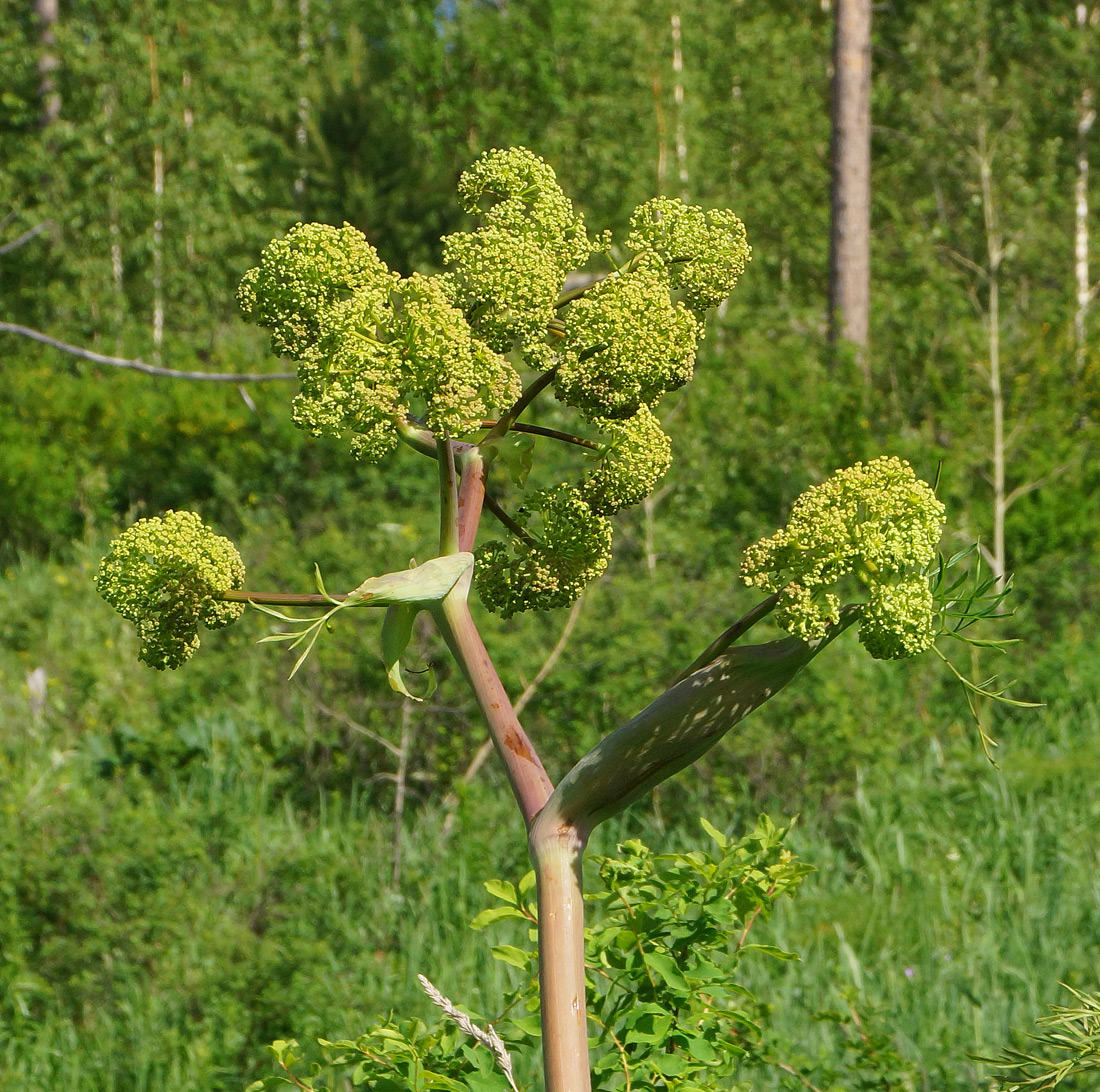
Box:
[1,1,1098,1088]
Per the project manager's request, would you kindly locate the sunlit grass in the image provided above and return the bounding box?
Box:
[2,553,1098,1090]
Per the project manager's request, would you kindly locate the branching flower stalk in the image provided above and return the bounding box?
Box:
[93,147,1021,1092]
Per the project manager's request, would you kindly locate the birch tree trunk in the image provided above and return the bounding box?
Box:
[670,11,689,202]
[827,0,872,373]
[295,0,311,206]
[1075,3,1096,374]
[35,0,61,125]
[147,36,165,367]
[978,123,1007,594]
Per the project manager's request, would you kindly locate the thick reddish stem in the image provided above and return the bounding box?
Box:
[432,592,554,828]
[457,449,486,553]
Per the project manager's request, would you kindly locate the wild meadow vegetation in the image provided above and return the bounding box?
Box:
[3,2,1100,1090]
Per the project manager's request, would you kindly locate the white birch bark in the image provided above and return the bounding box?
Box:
[183,69,196,265]
[147,36,164,366]
[1075,4,1096,374]
[35,0,61,125]
[295,0,311,204]
[670,12,689,201]
[102,92,125,342]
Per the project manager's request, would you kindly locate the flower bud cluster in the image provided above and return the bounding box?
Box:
[555,256,700,419]
[580,406,673,516]
[741,456,946,658]
[475,486,612,618]
[627,197,750,315]
[442,147,594,354]
[239,222,520,460]
[236,151,754,618]
[95,511,245,670]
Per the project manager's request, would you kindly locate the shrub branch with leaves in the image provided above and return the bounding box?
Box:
[94,147,1019,1092]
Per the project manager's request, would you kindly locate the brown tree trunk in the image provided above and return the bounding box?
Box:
[828,0,872,372]
[36,0,61,125]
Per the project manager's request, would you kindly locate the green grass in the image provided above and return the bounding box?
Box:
[2,551,1098,1090]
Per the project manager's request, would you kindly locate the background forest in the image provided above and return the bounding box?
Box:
[1,1,1099,1089]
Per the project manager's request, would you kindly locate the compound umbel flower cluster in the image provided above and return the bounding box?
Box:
[238,147,751,616]
[95,511,245,669]
[96,148,950,668]
[741,457,947,659]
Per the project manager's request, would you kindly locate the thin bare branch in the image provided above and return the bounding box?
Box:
[480,419,603,452]
[514,595,586,717]
[1003,460,1074,512]
[308,693,404,757]
[483,490,539,546]
[0,321,295,382]
[0,221,52,256]
[937,244,988,282]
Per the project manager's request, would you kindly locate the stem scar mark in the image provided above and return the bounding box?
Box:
[504,731,534,761]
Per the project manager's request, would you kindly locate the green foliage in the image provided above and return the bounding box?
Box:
[580,817,809,1090]
[248,817,929,1091]
[985,986,1100,1091]
[95,510,245,669]
[2,3,1096,1089]
[3,540,1099,1092]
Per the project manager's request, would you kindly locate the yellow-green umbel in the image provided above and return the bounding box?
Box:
[442,146,594,356]
[476,486,613,618]
[580,406,673,516]
[238,221,521,461]
[626,196,751,317]
[95,510,245,669]
[741,456,946,658]
[555,255,700,419]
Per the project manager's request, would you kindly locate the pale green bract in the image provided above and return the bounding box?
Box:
[95,510,245,670]
[741,456,946,658]
[475,486,613,618]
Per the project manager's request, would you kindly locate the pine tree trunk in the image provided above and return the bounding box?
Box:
[828,0,872,371]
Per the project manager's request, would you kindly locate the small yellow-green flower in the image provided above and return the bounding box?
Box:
[239,223,520,459]
[627,196,750,314]
[580,406,673,516]
[555,256,699,419]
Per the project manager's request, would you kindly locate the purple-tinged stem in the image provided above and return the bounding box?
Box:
[457,448,486,553]
[432,593,553,828]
